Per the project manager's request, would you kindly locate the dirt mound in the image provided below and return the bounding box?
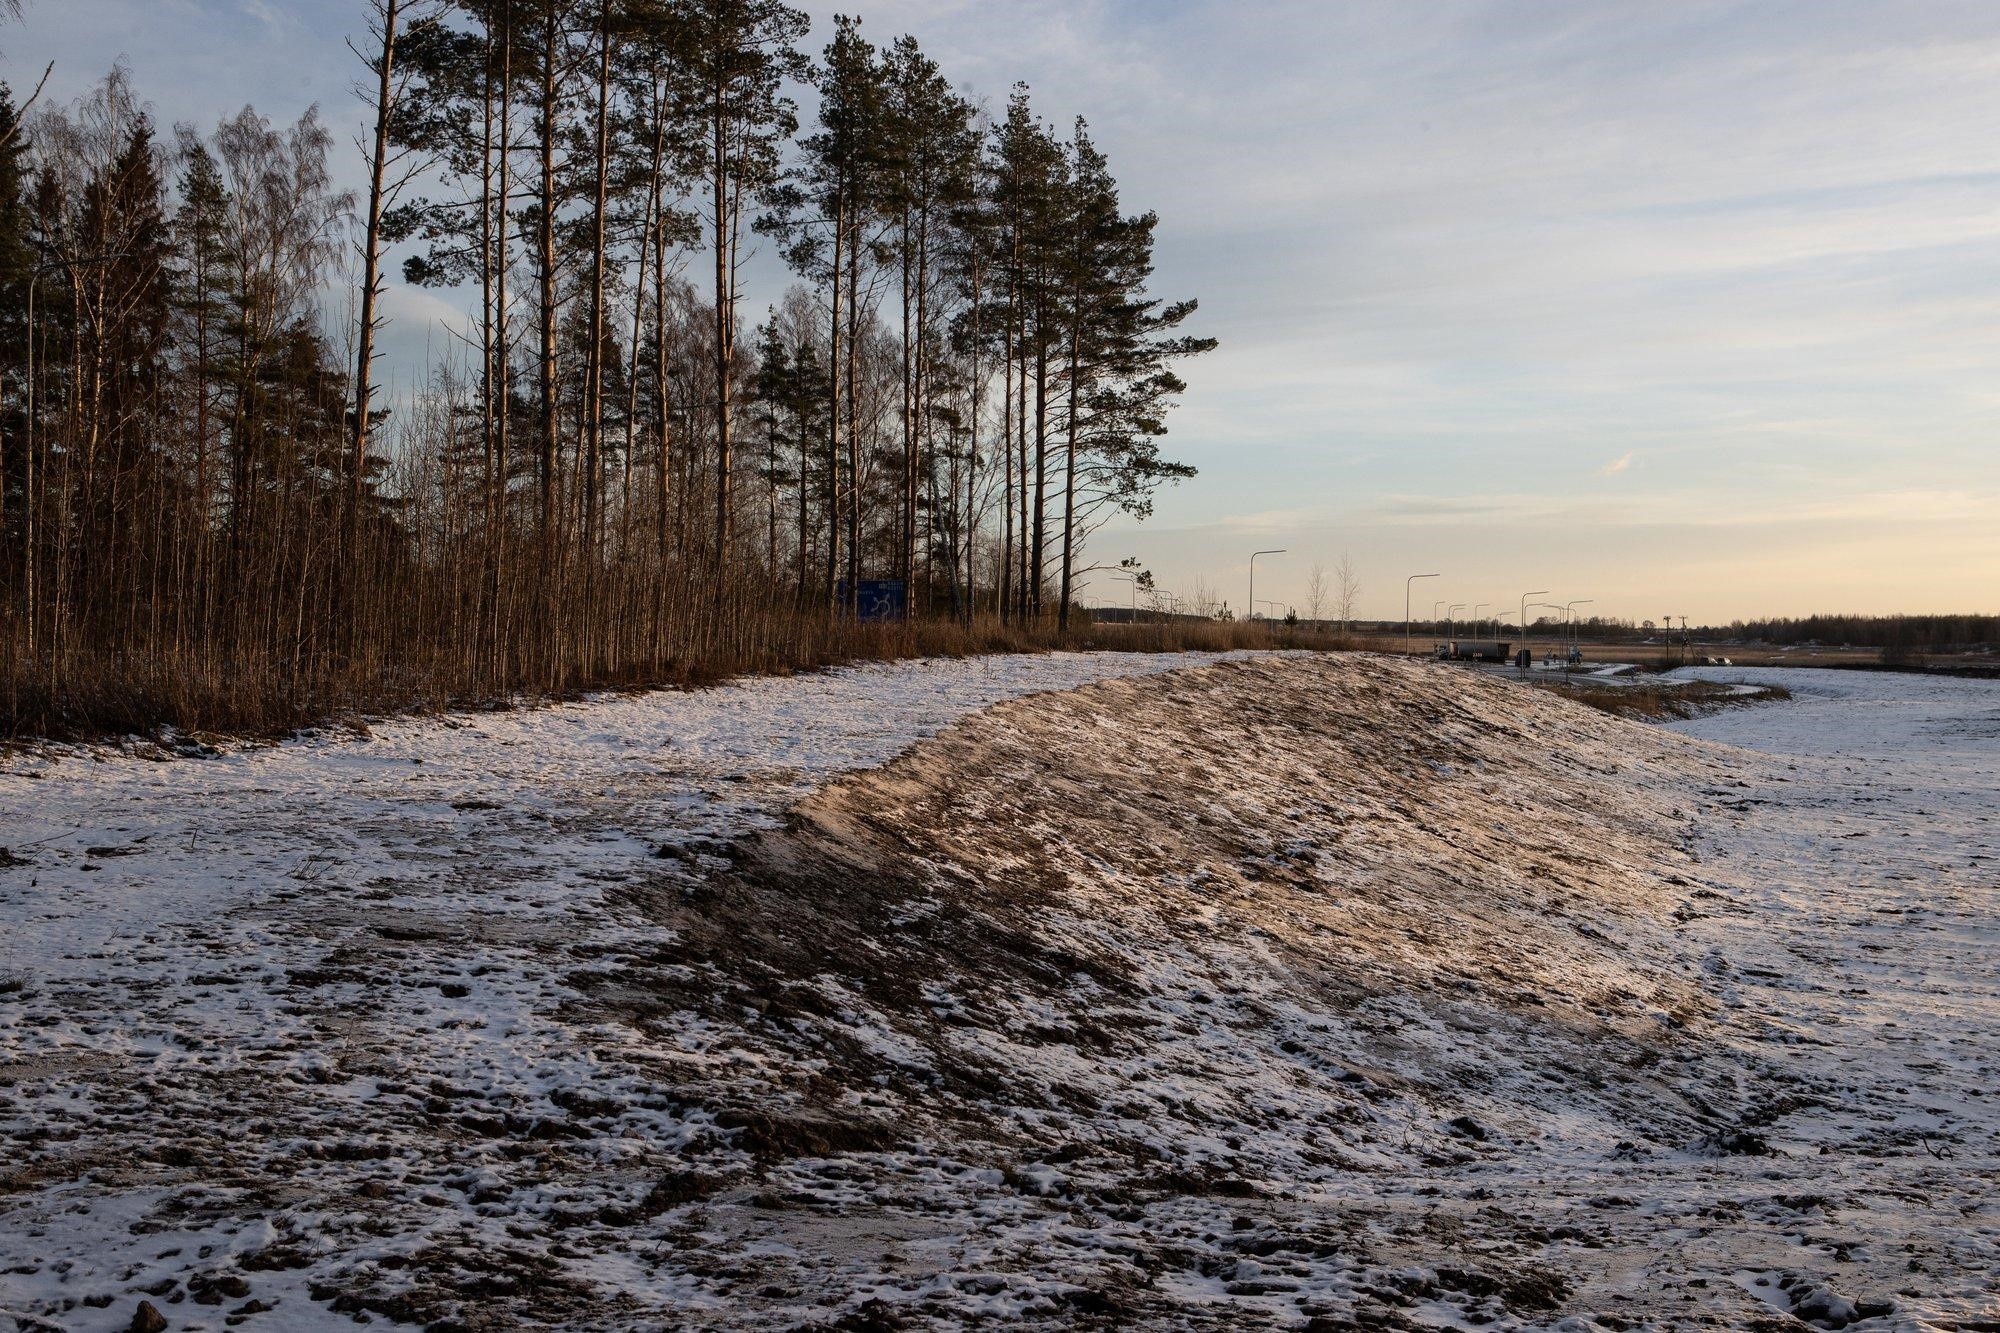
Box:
[593,654,1757,1326]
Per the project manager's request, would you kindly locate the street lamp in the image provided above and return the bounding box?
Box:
[1249,550,1286,623]
[1447,602,1466,639]
[1109,572,1137,623]
[1405,573,1439,654]
[1564,599,1594,664]
[1536,602,1566,662]
[1520,590,1550,661]
[1472,603,1490,638]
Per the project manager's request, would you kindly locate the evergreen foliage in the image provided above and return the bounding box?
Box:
[0,1,1213,736]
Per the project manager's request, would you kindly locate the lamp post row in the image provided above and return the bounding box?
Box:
[1256,555,1614,664]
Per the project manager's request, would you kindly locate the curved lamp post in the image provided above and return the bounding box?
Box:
[1405,573,1439,653]
[1520,590,1550,660]
[1249,550,1286,622]
[1110,572,1137,622]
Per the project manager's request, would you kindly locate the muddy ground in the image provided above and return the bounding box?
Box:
[3,654,1995,1330]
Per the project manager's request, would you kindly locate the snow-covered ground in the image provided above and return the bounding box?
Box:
[2,654,1995,1330]
[0,651,1257,1332]
[1654,666,2000,1327]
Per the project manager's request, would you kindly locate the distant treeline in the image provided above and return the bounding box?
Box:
[0,0,1213,736]
[1370,614,2000,655]
[1714,615,1998,653]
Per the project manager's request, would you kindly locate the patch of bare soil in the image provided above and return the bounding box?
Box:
[1553,677,1791,720]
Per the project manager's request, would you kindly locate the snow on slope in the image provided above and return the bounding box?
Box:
[633,655,1995,1330]
[2,654,1995,1331]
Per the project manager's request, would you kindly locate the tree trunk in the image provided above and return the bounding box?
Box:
[651,118,672,571]
[478,13,500,682]
[825,192,842,606]
[493,7,514,682]
[1057,312,1082,631]
[998,283,1012,624]
[710,78,733,577]
[911,205,929,609]
[898,205,914,601]
[1031,300,1047,620]
[843,208,861,614]
[536,8,559,566]
[351,0,402,602]
[585,5,613,566]
[1015,294,1029,622]
[963,247,980,623]
[623,136,654,570]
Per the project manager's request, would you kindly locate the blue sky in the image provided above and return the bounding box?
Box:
[13,0,2000,622]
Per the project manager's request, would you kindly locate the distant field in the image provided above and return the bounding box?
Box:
[1322,628,2000,673]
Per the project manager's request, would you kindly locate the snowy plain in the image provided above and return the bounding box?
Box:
[1656,666,2000,1327]
[1,652,1996,1330]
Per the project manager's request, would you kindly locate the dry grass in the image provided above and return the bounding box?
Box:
[2,611,1358,743]
[1551,679,1791,721]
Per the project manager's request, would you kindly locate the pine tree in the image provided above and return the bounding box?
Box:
[0,84,34,563]
[617,0,703,571]
[880,34,975,609]
[170,134,231,597]
[382,3,521,679]
[352,0,444,600]
[667,0,808,580]
[1053,118,1210,629]
[526,0,585,585]
[764,14,883,607]
[989,88,1066,619]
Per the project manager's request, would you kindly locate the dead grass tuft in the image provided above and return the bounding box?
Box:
[1554,679,1790,721]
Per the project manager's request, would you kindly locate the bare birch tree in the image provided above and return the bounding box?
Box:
[1334,549,1360,630]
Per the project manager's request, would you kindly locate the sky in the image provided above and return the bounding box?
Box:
[11,0,2000,624]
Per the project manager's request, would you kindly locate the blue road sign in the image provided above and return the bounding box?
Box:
[838,579,906,622]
